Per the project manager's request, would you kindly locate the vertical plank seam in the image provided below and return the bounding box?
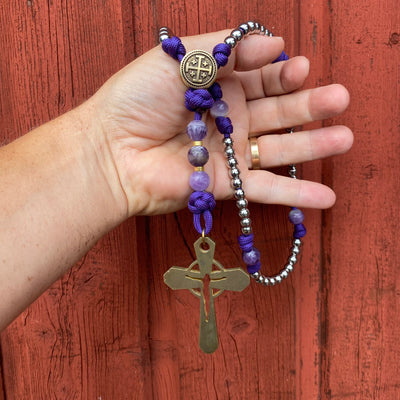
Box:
[143,217,156,399]
[319,1,336,398]
[0,340,8,399]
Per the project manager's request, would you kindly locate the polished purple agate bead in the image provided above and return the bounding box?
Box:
[187,120,207,141]
[289,208,304,224]
[242,247,260,265]
[188,145,209,167]
[210,100,229,118]
[189,171,210,191]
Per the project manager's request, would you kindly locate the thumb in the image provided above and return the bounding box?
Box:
[180,29,285,77]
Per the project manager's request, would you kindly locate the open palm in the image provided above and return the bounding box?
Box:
[92,30,352,216]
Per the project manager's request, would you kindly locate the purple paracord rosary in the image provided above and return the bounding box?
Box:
[160,21,307,286]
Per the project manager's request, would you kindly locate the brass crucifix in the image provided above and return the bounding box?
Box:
[164,237,250,353]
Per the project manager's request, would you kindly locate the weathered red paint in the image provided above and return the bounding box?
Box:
[0,1,398,398]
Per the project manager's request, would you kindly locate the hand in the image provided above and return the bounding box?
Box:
[91,30,352,216]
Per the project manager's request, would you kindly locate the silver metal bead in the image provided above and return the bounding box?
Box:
[159,26,169,34]
[293,238,302,247]
[275,275,282,284]
[236,198,248,209]
[225,146,235,157]
[264,28,273,37]
[247,21,256,32]
[251,271,260,280]
[238,208,250,218]
[241,226,252,235]
[224,36,237,49]
[285,263,294,272]
[227,157,237,168]
[263,277,270,286]
[289,165,297,179]
[159,33,169,43]
[230,167,240,179]
[260,25,265,34]
[239,23,250,35]
[269,277,276,286]
[254,22,260,33]
[234,188,245,199]
[289,255,297,264]
[291,246,300,255]
[240,217,251,227]
[257,274,264,284]
[280,270,289,279]
[231,29,243,41]
[232,178,242,189]
[223,137,233,146]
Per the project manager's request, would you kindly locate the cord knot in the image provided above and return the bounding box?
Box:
[161,36,186,62]
[185,89,214,112]
[188,191,216,235]
[213,43,231,67]
[215,116,233,135]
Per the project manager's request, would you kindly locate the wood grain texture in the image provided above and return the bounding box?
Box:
[0,0,398,399]
[319,1,400,399]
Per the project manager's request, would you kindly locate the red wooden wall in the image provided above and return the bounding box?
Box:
[0,0,398,398]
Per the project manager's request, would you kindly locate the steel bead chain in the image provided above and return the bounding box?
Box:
[159,22,303,286]
[222,135,302,285]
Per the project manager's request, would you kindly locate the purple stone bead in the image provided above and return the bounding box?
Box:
[242,247,261,265]
[289,208,304,224]
[189,171,210,191]
[187,120,207,141]
[210,100,229,118]
[188,146,209,167]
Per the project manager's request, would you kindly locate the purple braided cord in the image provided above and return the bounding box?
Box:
[273,51,289,63]
[185,89,214,112]
[215,116,233,135]
[238,233,261,273]
[294,223,307,238]
[160,29,304,278]
[247,262,261,274]
[188,191,216,235]
[208,82,222,101]
[213,43,231,68]
[161,36,186,61]
[238,233,254,252]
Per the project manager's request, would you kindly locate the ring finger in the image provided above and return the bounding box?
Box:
[245,125,353,169]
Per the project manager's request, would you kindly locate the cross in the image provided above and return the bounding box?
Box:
[179,50,217,89]
[164,237,250,353]
[184,54,213,84]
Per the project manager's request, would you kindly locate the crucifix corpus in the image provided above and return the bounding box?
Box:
[164,236,250,353]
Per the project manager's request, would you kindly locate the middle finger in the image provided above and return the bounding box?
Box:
[248,83,350,134]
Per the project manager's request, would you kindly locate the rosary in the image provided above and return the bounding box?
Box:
[159,21,307,353]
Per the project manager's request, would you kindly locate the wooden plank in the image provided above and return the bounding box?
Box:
[296,2,331,398]
[0,0,318,398]
[299,1,400,399]
[320,1,400,399]
[5,0,399,399]
[0,1,152,398]
[147,3,308,399]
